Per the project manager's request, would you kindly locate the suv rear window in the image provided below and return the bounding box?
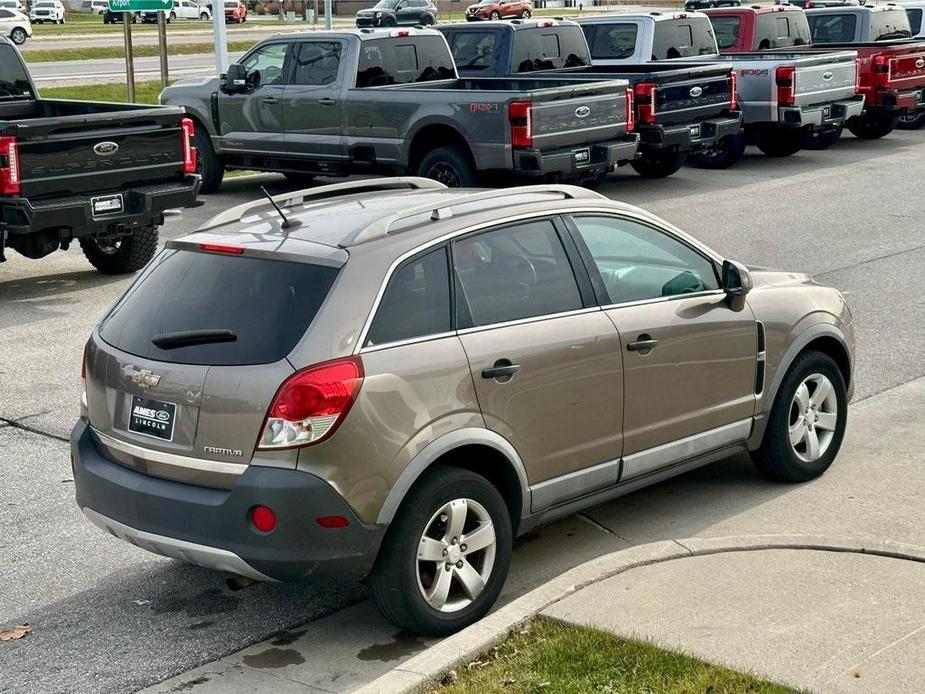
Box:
[357,37,456,87]
[99,250,338,366]
[808,13,857,43]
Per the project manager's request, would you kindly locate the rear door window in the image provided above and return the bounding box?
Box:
[513,26,591,71]
[582,22,639,60]
[652,19,718,59]
[292,41,342,86]
[710,16,741,50]
[356,36,456,87]
[808,13,858,43]
[446,30,498,71]
[99,250,339,366]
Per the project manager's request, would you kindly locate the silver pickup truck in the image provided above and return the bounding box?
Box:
[160,28,639,191]
[574,12,864,166]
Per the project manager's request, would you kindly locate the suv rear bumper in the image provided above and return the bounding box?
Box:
[779,96,865,128]
[511,135,640,179]
[1,176,200,239]
[71,420,384,582]
[640,113,743,153]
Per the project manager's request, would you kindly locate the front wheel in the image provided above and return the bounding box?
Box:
[896,109,925,130]
[490,10,500,19]
[10,27,27,44]
[417,145,477,187]
[370,466,513,636]
[847,111,898,139]
[522,9,531,18]
[751,351,847,483]
[802,125,843,151]
[755,126,803,157]
[200,12,209,19]
[80,227,159,275]
[630,149,686,178]
[687,133,746,169]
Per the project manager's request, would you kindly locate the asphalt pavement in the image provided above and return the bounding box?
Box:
[1,131,924,693]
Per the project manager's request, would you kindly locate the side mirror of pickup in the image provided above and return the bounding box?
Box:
[722,259,753,299]
[221,63,249,94]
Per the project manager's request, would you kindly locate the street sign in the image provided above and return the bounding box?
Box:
[108,0,171,11]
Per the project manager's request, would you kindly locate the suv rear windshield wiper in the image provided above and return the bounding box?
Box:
[152,329,237,350]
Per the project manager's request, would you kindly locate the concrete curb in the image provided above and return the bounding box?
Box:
[352,534,925,694]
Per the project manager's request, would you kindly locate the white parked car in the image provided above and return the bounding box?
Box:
[0,1,26,13]
[0,8,31,44]
[78,0,111,14]
[30,0,66,23]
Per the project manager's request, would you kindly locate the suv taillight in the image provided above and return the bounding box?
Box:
[257,356,364,449]
[0,135,21,196]
[729,71,738,110]
[180,117,197,175]
[634,82,657,124]
[508,101,533,149]
[80,339,90,413]
[625,88,635,133]
[776,65,796,107]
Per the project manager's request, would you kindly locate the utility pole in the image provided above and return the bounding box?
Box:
[324,0,332,29]
[122,13,136,102]
[212,0,230,74]
[156,11,169,89]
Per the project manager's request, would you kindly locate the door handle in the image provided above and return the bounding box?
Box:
[317,97,337,106]
[481,360,521,382]
[627,334,659,354]
[261,96,280,104]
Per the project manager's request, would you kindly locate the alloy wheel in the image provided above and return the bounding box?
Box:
[788,373,838,463]
[427,162,463,187]
[415,498,497,613]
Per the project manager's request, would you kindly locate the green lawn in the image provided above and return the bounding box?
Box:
[430,618,801,694]
[23,40,254,63]
[41,80,166,104]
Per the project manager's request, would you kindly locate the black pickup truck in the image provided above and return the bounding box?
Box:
[0,37,200,273]
[160,28,639,191]
[437,19,743,177]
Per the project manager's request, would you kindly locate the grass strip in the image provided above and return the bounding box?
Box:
[24,40,254,63]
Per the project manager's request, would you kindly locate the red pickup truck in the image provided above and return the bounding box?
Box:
[706,5,813,53]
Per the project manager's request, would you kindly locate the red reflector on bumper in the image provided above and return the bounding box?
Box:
[316,515,349,529]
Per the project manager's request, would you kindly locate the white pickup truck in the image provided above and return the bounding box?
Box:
[575,11,864,166]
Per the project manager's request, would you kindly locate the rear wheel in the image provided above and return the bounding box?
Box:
[169,11,176,20]
[80,227,159,275]
[755,126,803,157]
[847,111,898,139]
[896,109,925,130]
[417,145,477,187]
[490,10,500,19]
[10,27,27,44]
[630,149,686,178]
[802,125,843,151]
[522,9,531,18]
[420,13,434,24]
[751,351,847,483]
[193,127,225,194]
[687,133,746,169]
[200,11,209,19]
[370,466,513,636]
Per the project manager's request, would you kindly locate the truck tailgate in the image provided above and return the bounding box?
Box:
[527,79,631,149]
[793,58,857,106]
[653,72,735,125]
[880,47,925,92]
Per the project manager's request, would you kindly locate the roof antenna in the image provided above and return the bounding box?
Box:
[260,186,301,229]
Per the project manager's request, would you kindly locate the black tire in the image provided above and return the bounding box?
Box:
[420,13,434,24]
[847,111,898,139]
[751,350,848,483]
[522,9,531,18]
[193,126,225,194]
[200,12,209,20]
[490,10,500,19]
[370,466,513,636]
[80,227,158,275]
[687,133,746,169]
[383,15,396,26]
[169,11,176,20]
[802,126,843,151]
[896,109,925,130]
[755,126,803,157]
[580,172,609,190]
[10,27,27,44]
[416,145,477,187]
[630,149,686,178]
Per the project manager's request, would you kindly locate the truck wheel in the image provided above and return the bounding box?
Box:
[193,127,225,194]
[417,146,476,187]
[802,125,843,151]
[896,109,925,130]
[751,350,847,483]
[10,27,27,44]
[630,149,687,178]
[370,466,513,636]
[80,227,158,275]
[687,133,746,169]
[755,127,802,157]
[200,11,209,19]
[847,112,898,140]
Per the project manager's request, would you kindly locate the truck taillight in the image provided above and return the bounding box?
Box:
[80,339,89,414]
[508,101,533,149]
[855,57,861,93]
[257,356,364,450]
[180,117,197,175]
[776,65,796,107]
[872,54,891,88]
[634,82,657,124]
[729,71,738,110]
[0,135,21,196]
[625,88,635,133]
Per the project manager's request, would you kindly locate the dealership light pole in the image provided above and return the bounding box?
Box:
[324,0,332,29]
[212,0,230,74]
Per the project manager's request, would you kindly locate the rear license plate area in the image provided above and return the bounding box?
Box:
[573,147,591,166]
[689,124,702,140]
[129,396,176,442]
[822,105,832,119]
[91,193,124,218]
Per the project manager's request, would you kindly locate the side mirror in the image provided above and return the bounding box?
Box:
[722,259,753,297]
[221,63,248,93]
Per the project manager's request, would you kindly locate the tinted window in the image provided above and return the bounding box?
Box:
[512,26,591,71]
[0,44,32,99]
[870,10,912,40]
[808,14,858,43]
[711,16,741,50]
[100,251,338,366]
[909,8,923,35]
[357,37,455,87]
[454,220,583,328]
[292,41,341,86]
[446,30,498,71]
[652,19,717,59]
[571,215,719,304]
[582,23,639,60]
[242,42,289,86]
[365,247,451,347]
[0,9,12,16]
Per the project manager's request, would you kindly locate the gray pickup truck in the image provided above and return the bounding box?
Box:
[574,12,864,166]
[160,28,639,191]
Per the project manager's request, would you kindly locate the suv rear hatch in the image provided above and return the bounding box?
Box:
[85,239,345,488]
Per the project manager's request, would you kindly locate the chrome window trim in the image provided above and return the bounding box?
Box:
[352,206,725,353]
[92,428,246,477]
[600,289,726,311]
[456,306,601,336]
[360,330,458,354]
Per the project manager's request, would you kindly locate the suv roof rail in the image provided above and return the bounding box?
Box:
[347,184,605,245]
[200,177,447,231]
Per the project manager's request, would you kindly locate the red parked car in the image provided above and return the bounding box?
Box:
[224,0,246,22]
[465,0,532,21]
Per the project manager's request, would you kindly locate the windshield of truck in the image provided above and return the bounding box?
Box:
[512,25,591,72]
[908,8,923,35]
[99,250,339,366]
[652,18,718,59]
[446,31,498,71]
[356,37,455,87]
[581,23,639,60]
[807,14,857,43]
[710,16,741,50]
[869,10,912,40]
[0,44,33,100]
